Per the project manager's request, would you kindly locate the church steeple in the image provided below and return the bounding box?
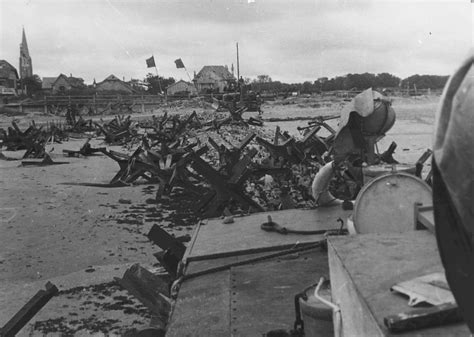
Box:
[21,28,29,55]
[19,27,33,79]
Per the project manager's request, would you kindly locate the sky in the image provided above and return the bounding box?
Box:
[0,0,472,84]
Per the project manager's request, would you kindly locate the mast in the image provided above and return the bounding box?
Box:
[236,42,240,80]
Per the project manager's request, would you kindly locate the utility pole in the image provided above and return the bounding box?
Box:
[236,42,240,80]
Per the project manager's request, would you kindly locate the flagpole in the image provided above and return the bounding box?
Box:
[153,63,163,94]
[184,67,199,94]
[183,67,193,84]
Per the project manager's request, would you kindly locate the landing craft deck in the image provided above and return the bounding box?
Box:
[167,207,350,336]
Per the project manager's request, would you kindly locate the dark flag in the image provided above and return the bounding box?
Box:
[175,58,185,69]
[146,56,155,68]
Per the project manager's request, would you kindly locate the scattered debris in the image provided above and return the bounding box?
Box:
[115,264,171,333]
[147,224,186,276]
[21,153,69,166]
[63,138,105,157]
[95,115,137,145]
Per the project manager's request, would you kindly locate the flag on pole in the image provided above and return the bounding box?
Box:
[174,58,185,69]
[146,56,156,68]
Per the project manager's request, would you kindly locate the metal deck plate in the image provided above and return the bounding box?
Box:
[230,249,328,336]
[166,271,231,337]
[188,208,350,260]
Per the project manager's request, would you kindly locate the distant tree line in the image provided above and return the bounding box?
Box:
[250,72,449,94]
[399,74,449,90]
[16,71,449,98]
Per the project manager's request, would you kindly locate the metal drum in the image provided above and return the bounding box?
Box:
[353,172,432,234]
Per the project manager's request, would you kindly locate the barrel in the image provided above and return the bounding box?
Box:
[353,172,432,234]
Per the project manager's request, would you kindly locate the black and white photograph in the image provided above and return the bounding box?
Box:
[0,0,473,335]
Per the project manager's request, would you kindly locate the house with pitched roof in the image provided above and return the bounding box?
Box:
[41,77,57,93]
[193,65,236,93]
[166,80,197,97]
[42,74,85,94]
[95,74,136,94]
[0,60,19,95]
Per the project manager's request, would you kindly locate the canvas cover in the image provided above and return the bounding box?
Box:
[433,52,474,332]
[433,53,474,235]
[337,88,394,134]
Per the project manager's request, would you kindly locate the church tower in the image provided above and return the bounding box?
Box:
[19,28,33,79]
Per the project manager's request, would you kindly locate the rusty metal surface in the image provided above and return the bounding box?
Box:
[230,249,328,336]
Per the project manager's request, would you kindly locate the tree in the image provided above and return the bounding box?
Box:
[256,74,272,83]
[343,73,377,90]
[401,74,448,89]
[376,73,400,88]
[314,77,328,92]
[249,71,444,94]
[300,81,314,94]
[20,74,42,96]
[144,73,176,94]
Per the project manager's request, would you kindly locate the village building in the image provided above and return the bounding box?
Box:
[95,74,135,94]
[42,74,85,94]
[166,80,198,97]
[127,78,147,93]
[193,65,236,93]
[0,60,19,95]
[41,77,56,94]
[19,28,33,79]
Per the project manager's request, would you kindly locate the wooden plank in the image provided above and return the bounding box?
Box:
[188,208,350,259]
[385,303,463,333]
[115,264,171,330]
[417,206,435,233]
[328,232,470,336]
[0,282,58,337]
[147,224,186,257]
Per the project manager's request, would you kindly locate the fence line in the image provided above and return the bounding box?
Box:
[6,93,215,115]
